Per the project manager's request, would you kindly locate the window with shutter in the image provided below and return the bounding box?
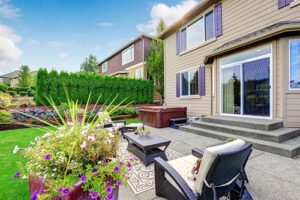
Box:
[278,0,295,8]
[177,68,200,97]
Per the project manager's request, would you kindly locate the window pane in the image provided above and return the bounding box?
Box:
[181,72,189,96]
[187,18,204,49]
[205,11,214,41]
[123,47,133,64]
[190,69,199,95]
[290,40,300,89]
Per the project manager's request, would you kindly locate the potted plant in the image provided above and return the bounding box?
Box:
[13,94,133,200]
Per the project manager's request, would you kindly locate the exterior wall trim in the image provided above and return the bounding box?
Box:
[125,62,146,70]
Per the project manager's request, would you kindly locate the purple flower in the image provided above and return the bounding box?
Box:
[107,193,114,200]
[127,162,132,170]
[62,187,71,196]
[119,161,124,166]
[44,153,52,160]
[30,191,38,200]
[106,186,113,194]
[57,187,62,193]
[80,175,87,183]
[114,166,120,173]
[39,187,45,194]
[88,136,95,142]
[115,181,122,186]
[13,171,21,179]
[89,191,99,199]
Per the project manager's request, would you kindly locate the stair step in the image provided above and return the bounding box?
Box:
[191,121,300,143]
[180,125,300,158]
[201,116,283,131]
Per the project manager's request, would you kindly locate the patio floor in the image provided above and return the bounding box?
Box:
[119,127,300,200]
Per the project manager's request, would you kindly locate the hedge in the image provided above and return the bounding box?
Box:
[0,83,9,93]
[35,69,153,105]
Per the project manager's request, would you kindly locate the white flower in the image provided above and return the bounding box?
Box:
[88,136,95,142]
[56,134,63,138]
[22,175,28,179]
[42,133,50,139]
[81,130,88,136]
[80,141,87,149]
[67,122,73,127]
[109,132,115,138]
[13,145,20,154]
[69,127,74,134]
[104,139,111,145]
[34,136,40,141]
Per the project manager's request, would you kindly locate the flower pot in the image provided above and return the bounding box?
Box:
[29,174,119,200]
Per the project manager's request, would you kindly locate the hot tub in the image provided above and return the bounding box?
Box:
[139,106,187,128]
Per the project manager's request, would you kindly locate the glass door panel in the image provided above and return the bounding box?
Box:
[242,58,270,116]
[221,65,241,114]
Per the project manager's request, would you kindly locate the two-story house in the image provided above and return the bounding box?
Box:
[98,34,154,80]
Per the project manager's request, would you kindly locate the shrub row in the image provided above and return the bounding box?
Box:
[35,69,153,105]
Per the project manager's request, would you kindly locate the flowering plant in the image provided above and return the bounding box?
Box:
[14,94,133,200]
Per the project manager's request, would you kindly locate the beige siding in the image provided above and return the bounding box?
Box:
[164,0,300,125]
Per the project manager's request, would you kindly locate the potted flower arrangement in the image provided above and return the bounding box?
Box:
[13,94,133,200]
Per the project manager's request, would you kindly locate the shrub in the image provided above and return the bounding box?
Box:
[0,92,13,108]
[35,68,153,105]
[0,83,9,93]
[58,102,69,116]
[111,107,137,117]
[0,110,12,124]
[7,90,16,96]
[19,91,27,96]
[27,89,35,97]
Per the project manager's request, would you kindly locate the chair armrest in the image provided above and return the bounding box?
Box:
[192,147,204,158]
[154,157,198,200]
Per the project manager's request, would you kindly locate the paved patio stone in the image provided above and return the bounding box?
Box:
[120,127,300,200]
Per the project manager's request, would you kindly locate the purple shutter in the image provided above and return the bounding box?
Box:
[278,0,286,8]
[176,73,180,97]
[214,3,223,37]
[286,0,294,4]
[176,31,180,55]
[181,29,187,51]
[198,67,206,96]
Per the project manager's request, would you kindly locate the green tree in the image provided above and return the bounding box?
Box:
[80,55,98,72]
[18,65,32,87]
[146,19,166,102]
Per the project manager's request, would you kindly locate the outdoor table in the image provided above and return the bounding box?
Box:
[123,132,171,166]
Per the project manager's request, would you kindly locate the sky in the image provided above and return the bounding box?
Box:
[0,0,199,75]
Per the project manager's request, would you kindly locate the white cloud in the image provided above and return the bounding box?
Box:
[98,22,114,27]
[0,23,22,67]
[137,0,198,34]
[47,40,69,48]
[28,38,40,46]
[0,0,21,19]
[58,52,68,59]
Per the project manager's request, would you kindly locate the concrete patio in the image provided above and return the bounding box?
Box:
[119,127,300,200]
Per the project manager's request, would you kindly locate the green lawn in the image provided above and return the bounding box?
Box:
[0,118,140,199]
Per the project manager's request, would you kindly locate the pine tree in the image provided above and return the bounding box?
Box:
[18,65,32,87]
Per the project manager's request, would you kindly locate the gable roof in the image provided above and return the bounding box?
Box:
[98,34,154,66]
[0,70,20,79]
[157,0,221,39]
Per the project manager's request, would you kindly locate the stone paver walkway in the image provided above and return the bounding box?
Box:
[119,127,300,200]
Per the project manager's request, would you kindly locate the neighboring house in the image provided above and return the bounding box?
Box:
[158,0,300,128]
[98,34,154,80]
[0,70,20,87]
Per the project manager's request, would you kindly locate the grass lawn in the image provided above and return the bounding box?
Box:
[0,118,140,199]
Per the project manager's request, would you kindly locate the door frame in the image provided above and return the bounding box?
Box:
[219,45,273,119]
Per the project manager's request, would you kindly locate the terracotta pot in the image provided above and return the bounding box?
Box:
[29,174,119,200]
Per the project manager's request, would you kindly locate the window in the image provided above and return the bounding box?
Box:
[102,62,108,73]
[289,40,300,90]
[122,45,134,65]
[135,68,143,79]
[180,10,214,51]
[180,68,199,96]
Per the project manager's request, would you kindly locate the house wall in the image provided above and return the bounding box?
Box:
[164,0,300,125]
[127,63,148,80]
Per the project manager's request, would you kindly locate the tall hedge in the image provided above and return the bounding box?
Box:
[35,69,153,105]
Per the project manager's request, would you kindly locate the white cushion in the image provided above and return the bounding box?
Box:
[166,155,199,197]
[114,123,125,130]
[126,123,144,129]
[195,139,246,194]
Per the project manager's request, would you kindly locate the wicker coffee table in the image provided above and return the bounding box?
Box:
[123,132,171,166]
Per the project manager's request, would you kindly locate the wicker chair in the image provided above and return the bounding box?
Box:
[154,140,253,200]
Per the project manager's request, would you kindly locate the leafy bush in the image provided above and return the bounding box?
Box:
[0,83,9,93]
[35,68,153,106]
[0,92,13,108]
[58,102,69,116]
[7,90,16,96]
[0,110,12,124]
[27,89,35,97]
[19,91,27,96]
[111,107,137,117]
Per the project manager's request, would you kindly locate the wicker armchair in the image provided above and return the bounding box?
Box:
[154,140,253,200]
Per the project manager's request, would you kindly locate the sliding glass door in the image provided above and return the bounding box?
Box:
[220,46,272,118]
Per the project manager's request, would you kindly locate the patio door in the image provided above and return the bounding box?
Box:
[220,45,272,118]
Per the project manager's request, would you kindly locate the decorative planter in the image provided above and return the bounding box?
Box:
[29,174,119,200]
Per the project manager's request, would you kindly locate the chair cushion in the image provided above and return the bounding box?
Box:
[114,123,125,130]
[126,123,144,129]
[166,155,199,197]
[195,139,246,194]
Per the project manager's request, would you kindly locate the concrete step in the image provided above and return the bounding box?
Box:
[191,121,300,143]
[201,115,283,131]
[180,125,300,158]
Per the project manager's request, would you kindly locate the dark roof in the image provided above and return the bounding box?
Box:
[204,21,300,64]
[0,70,20,79]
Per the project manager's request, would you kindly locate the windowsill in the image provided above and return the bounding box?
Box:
[179,38,217,56]
[178,95,201,100]
[290,1,300,8]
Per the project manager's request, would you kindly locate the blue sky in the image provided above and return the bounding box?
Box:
[0,0,198,75]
